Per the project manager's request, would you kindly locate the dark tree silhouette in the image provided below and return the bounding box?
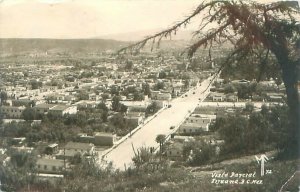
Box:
[119,0,300,153]
[0,91,8,106]
[155,134,166,155]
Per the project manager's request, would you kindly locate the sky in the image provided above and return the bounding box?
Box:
[0,0,298,39]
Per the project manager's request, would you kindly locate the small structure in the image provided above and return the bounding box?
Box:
[34,103,56,115]
[45,143,59,155]
[74,100,98,109]
[151,91,172,101]
[179,114,213,133]
[166,142,184,160]
[124,112,144,127]
[153,100,168,108]
[179,122,210,133]
[63,142,95,155]
[48,105,77,117]
[77,133,94,144]
[12,99,34,107]
[211,93,226,102]
[94,132,116,146]
[157,92,172,101]
[185,115,212,125]
[0,106,26,119]
[36,158,66,174]
[226,93,239,102]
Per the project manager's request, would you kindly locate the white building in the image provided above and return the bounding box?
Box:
[36,158,65,174]
[48,105,77,117]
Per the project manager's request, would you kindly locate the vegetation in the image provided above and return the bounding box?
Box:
[0,91,8,106]
[1,149,298,192]
[30,80,43,90]
[145,101,161,117]
[183,140,216,166]
[212,104,290,157]
[1,1,299,191]
[155,134,166,155]
[1,104,134,144]
[111,96,128,113]
[119,0,300,155]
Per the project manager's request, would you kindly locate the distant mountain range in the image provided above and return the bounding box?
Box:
[0,38,129,54]
[0,29,196,54]
[99,29,194,42]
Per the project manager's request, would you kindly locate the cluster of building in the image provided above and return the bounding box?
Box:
[163,76,287,161]
[0,51,215,178]
[207,78,286,102]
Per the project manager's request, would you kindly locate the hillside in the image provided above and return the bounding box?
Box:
[0,38,191,55]
[99,29,194,42]
[0,38,129,54]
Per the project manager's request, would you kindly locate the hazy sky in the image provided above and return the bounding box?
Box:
[0,0,298,39]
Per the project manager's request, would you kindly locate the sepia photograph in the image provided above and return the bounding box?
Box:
[0,0,299,191]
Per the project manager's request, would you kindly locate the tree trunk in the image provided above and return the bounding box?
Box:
[280,60,299,155]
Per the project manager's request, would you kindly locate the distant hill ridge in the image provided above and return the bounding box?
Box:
[99,29,194,42]
[0,38,129,54]
[0,38,190,54]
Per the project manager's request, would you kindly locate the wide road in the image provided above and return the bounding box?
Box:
[104,77,213,170]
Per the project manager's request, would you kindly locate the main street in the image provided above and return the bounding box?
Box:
[104,77,213,170]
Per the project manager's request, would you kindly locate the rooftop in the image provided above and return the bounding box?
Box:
[34,103,56,109]
[64,142,94,150]
[50,105,73,111]
[36,158,64,166]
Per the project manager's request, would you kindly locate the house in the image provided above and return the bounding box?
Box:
[45,143,59,155]
[172,86,182,97]
[157,92,172,101]
[46,94,65,103]
[151,90,172,101]
[179,123,208,133]
[48,105,77,117]
[64,142,95,156]
[211,93,226,102]
[179,115,212,133]
[34,103,56,115]
[127,105,148,113]
[124,112,144,127]
[94,132,116,146]
[166,142,184,160]
[150,91,160,99]
[226,93,239,102]
[184,115,212,128]
[36,158,66,174]
[74,100,98,109]
[0,106,26,119]
[153,100,169,108]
